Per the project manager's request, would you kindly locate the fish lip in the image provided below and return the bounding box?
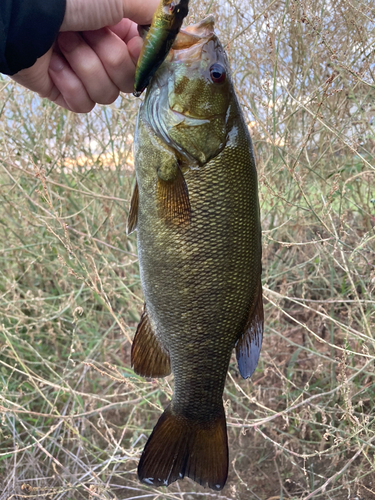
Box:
[172,15,216,49]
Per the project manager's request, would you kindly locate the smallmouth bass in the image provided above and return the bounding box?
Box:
[134,0,189,97]
[129,16,263,490]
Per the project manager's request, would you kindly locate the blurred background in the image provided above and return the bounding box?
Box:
[0,0,374,498]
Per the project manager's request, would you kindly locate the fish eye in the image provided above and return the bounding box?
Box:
[210,63,226,84]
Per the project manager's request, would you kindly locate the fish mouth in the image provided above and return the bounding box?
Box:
[172,15,215,52]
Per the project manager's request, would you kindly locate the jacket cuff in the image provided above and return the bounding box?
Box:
[2,0,66,75]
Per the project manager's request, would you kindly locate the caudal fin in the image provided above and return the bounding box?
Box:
[138,405,228,490]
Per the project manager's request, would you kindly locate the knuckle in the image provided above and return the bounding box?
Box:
[96,89,120,105]
[118,81,133,93]
[58,32,82,54]
[77,60,98,79]
[106,49,127,72]
[72,102,95,113]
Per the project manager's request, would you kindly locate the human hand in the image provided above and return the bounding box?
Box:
[11,0,159,112]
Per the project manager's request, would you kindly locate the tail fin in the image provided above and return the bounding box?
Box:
[138,405,228,490]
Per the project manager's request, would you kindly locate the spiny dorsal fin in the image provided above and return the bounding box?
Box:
[127,181,139,235]
[236,279,264,379]
[138,404,228,490]
[131,305,171,378]
[156,167,191,227]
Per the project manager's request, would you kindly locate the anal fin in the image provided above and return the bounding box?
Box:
[127,181,139,235]
[236,279,264,379]
[157,166,191,227]
[131,305,171,378]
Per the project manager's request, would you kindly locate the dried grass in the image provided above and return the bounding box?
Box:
[0,0,374,498]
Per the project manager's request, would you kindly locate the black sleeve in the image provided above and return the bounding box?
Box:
[0,0,66,75]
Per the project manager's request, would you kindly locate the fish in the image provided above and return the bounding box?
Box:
[128,15,263,491]
[134,0,190,97]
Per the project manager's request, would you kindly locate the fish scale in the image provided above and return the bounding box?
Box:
[129,16,263,491]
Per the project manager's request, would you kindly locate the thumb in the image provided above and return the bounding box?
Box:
[61,0,159,32]
[10,48,59,101]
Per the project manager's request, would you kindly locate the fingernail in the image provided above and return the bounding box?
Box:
[49,53,65,72]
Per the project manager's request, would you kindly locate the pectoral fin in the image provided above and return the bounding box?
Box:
[157,166,191,227]
[131,305,171,378]
[127,181,139,235]
[236,280,264,379]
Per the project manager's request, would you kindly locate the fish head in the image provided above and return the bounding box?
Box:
[144,16,234,165]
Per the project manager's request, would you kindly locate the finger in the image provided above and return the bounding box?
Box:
[107,20,150,66]
[51,93,72,111]
[61,0,160,32]
[127,36,145,66]
[41,81,78,112]
[11,47,83,112]
[82,28,137,93]
[109,18,139,43]
[49,52,96,113]
[58,32,120,105]
[11,49,54,96]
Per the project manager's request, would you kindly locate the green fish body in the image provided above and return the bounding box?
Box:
[129,16,263,490]
[134,0,189,96]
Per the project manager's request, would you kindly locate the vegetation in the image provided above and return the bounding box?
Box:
[0,0,374,498]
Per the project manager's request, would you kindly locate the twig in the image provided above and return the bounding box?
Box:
[303,444,367,499]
